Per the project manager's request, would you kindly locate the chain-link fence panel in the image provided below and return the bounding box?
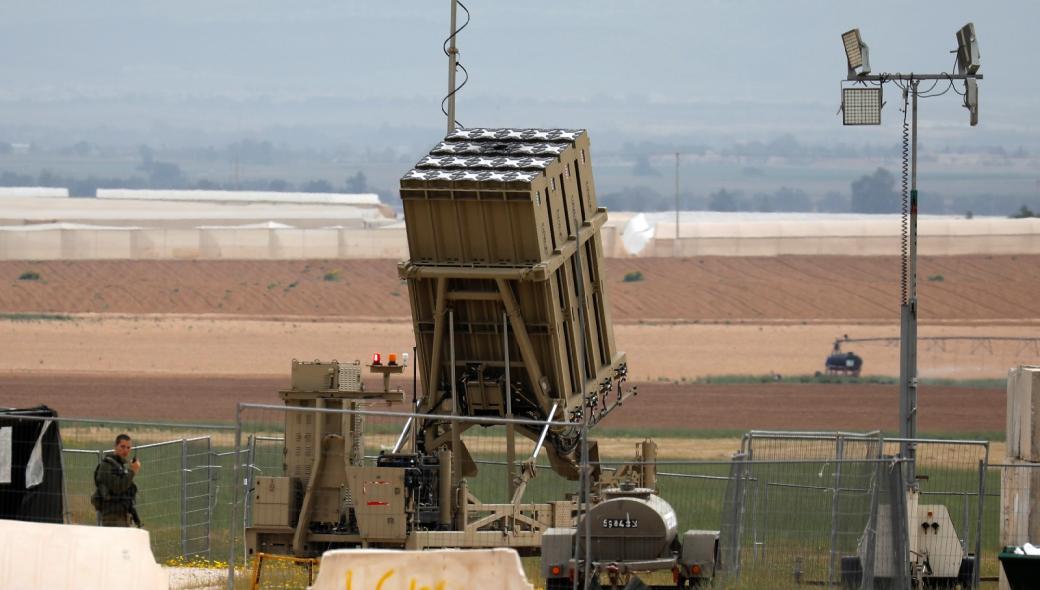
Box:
[735,431,987,589]
[0,411,236,565]
[718,456,909,590]
[885,438,988,588]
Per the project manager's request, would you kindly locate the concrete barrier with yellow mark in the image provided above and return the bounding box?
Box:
[0,519,168,589]
[310,548,533,590]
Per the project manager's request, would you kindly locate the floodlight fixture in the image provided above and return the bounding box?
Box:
[955,22,980,75]
[842,28,871,77]
[842,87,882,125]
[964,78,978,126]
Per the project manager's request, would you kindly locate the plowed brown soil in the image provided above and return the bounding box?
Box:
[0,372,1004,436]
[2,255,1039,320]
[0,255,1028,438]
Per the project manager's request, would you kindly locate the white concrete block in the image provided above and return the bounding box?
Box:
[0,519,168,589]
[1007,366,1040,461]
[310,548,532,590]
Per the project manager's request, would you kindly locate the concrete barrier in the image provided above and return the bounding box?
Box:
[310,548,533,590]
[0,519,168,589]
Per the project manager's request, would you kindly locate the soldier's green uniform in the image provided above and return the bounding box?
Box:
[93,454,138,527]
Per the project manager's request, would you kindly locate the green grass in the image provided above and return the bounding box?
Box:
[692,373,1006,389]
[17,270,41,281]
[622,271,644,282]
[0,312,73,321]
[594,426,747,439]
[57,411,1009,587]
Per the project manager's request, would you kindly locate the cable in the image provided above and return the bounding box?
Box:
[914,78,943,96]
[900,86,911,305]
[440,1,471,130]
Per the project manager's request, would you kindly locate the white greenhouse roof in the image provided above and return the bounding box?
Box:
[96,189,381,206]
[0,187,69,198]
[606,211,1039,238]
[0,196,393,225]
[0,222,146,231]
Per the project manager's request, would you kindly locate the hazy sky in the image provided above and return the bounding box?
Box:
[0,1,1034,149]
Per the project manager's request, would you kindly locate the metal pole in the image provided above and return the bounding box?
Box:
[446,0,459,135]
[828,436,845,588]
[96,449,103,526]
[181,438,189,557]
[572,198,592,589]
[243,435,256,538]
[449,309,460,494]
[205,438,214,558]
[504,312,516,500]
[58,443,71,524]
[911,80,919,486]
[862,460,881,589]
[902,81,920,487]
[530,403,559,461]
[412,344,418,453]
[973,456,987,590]
[227,405,243,590]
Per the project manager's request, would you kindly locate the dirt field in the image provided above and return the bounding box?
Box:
[0,255,1030,440]
[0,317,1032,381]
[0,372,1004,437]
[3,255,1039,321]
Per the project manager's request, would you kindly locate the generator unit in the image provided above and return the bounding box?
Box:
[842,493,976,589]
[541,483,718,589]
[246,358,410,555]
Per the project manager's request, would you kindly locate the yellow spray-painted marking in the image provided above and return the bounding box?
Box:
[345,566,449,590]
[409,579,447,590]
[375,569,396,590]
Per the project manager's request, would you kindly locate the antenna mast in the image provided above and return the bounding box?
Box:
[446,0,459,134]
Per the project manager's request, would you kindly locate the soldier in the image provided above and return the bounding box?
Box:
[92,433,142,527]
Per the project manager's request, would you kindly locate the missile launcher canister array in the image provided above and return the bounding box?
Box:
[399,128,629,479]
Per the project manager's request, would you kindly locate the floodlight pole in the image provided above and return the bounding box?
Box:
[846,72,981,489]
[899,80,920,487]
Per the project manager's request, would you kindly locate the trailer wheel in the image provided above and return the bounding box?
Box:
[957,554,975,589]
[840,555,862,589]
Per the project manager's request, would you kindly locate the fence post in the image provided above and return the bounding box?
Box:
[244,435,256,535]
[95,449,103,526]
[205,437,214,559]
[750,470,760,561]
[961,491,970,553]
[973,459,986,590]
[723,453,749,580]
[888,459,911,590]
[227,405,243,590]
[757,474,770,562]
[59,443,71,524]
[861,459,880,590]
[828,436,845,589]
[181,438,189,558]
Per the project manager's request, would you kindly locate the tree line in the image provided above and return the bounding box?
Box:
[599,167,1039,217]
